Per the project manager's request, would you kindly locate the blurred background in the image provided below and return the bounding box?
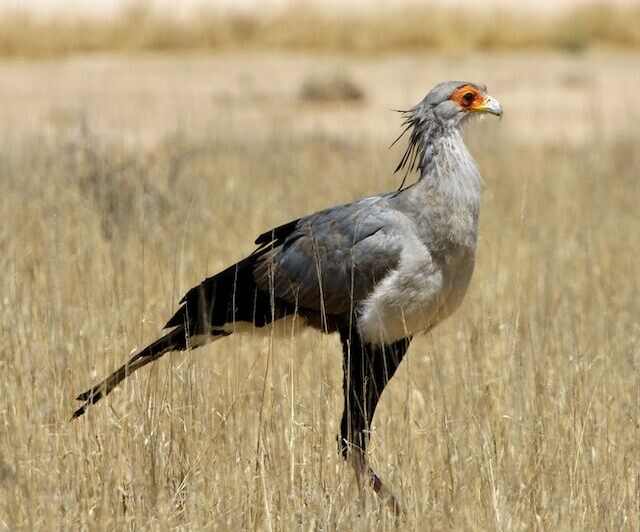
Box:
[1,1,639,530]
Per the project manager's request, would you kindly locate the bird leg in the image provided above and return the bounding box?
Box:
[338,329,411,516]
[343,442,403,516]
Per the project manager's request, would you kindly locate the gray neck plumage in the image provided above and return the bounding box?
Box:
[395,109,481,246]
[419,125,481,208]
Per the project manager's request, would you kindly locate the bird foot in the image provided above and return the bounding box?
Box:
[366,466,404,518]
[348,452,404,518]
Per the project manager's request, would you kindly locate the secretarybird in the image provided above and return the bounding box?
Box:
[73,80,502,510]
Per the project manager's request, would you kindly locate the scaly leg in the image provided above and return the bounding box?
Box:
[338,328,411,515]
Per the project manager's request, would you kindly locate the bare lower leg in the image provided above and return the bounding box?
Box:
[345,446,403,516]
[338,328,411,516]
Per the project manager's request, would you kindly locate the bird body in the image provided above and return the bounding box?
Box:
[72,80,502,513]
[358,127,482,343]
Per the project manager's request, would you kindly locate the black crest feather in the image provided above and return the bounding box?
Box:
[390,106,433,192]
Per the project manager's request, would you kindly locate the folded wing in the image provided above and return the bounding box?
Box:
[253,196,404,318]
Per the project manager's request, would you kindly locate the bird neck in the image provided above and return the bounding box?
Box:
[419,126,481,203]
[411,125,482,246]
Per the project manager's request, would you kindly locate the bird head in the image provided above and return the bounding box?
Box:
[424,80,502,126]
[393,81,502,178]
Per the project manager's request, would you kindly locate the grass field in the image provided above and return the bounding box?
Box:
[0,50,639,530]
[2,4,640,57]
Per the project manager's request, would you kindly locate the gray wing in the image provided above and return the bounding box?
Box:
[253,196,405,316]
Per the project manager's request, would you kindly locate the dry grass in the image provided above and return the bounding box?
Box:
[0,51,639,530]
[2,3,640,58]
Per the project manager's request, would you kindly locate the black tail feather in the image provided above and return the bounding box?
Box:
[72,327,188,419]
[73,247,296,420]
[164,251,295,333]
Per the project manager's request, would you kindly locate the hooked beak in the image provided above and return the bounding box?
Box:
[473,95,503,117]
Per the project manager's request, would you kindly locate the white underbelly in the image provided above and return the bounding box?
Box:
[357,242,474,345]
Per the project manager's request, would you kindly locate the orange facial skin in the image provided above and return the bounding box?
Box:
[450,84,487,112]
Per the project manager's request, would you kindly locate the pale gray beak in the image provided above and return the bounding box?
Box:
[476,95,503,117]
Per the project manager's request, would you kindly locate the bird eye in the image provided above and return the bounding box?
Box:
[462,92,475,105]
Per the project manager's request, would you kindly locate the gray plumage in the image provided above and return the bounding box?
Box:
[252,80,501,344]
[73,80,502,513]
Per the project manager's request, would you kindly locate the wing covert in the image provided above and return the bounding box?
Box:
[253,197,404,316]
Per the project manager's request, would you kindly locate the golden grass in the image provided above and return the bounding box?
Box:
[2,3,640,58]
[0,52,639,530]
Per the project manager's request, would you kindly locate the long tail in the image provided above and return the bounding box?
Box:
[72,327,189,419]
[72,247,293,420]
